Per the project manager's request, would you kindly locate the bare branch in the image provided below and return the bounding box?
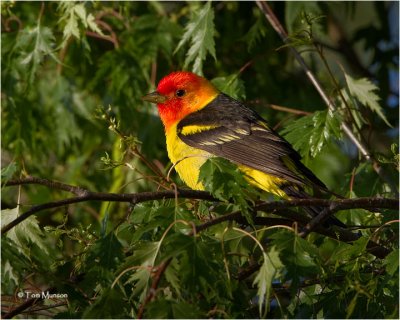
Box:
[4,176,88,196]
[0,188,216,234]
[268,103,312,116]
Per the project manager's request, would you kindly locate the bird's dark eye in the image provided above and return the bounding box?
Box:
[176,89,186,97]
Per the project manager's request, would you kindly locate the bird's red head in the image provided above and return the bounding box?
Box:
[142,71,219,130]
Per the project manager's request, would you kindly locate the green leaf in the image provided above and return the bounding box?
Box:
[211,74,246,100]
[164,258,181,296]
[285,2,322,34]
[58,2,104,45]
[253,246,283,317]
[281,110,342,158]
[178,237,221,300]
[242,14,267,52]
[122,241,160,301]
[198,158,260,223]
[82,288,127,318]
[1,162,17,184]
[383,249,399,276]
[16,25,60,85]
[86,232,124,270]
[146,299,204,319]
[175,2,216,75]
[1,206,49,255]
[1,237,31,292]
[270,231,320,287]
[344,73,392,127]
[309,110,342,157]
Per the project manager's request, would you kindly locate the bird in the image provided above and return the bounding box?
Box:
[142,71,345,227]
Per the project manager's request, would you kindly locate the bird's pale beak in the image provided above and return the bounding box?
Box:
[142,91,167,104]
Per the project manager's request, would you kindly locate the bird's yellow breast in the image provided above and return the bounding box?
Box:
[166,123,212,190]
[165,124,287,197]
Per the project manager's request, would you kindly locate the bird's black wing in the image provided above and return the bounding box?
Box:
[177,93,327,190]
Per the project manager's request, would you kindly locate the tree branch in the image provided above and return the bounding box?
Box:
[0,187,216,234]
[4,176,88,196]
[2,176,396,258]
[195,200,394,259]
[2,175,397,237]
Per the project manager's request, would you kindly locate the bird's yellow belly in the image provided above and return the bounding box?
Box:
[166,127,212,190]
[166,125,287,197]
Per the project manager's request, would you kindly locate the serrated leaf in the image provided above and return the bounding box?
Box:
[281,110,342,158]
[344,73,392,127]
[179,238,220,299]
[1,207,49,255]
[132,241,160,266]
[1,237,31,292]
[285,2,322,34]
[64,13,80,39]
[243,15,267,51]
[269,231,320,287]
[211,74,246,100]
[164,258,181,296]
[198,158,260,223]
[253,246,283,317]
[146,299,204,319]
[16,25,59,85]
[1,162,17,183]
[122,241,160,301]
[73,4,87,27]
[175,2,216,75]
[309,110,342,157]
[58,2,104,45]
[82,288,127,318]
[86,232,124,270]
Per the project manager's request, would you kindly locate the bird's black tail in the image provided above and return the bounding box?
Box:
[282,185,346,228]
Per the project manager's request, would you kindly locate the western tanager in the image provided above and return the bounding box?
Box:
[143,71,344,227]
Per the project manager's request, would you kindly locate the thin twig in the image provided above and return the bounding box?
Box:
[137,258,173,319]
[299,205,339,238]
[269,104,312,116]
[38,2,45,22]
[3,16,23,32]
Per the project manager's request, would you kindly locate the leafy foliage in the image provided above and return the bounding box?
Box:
[281,110,342,158]
[253,246,284,317]
[1,1,398,319]
[58,2,104,45]
[211,73,246,100]
[344,73,392,127]
[175,1,216,75]
[199,157,260,223]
